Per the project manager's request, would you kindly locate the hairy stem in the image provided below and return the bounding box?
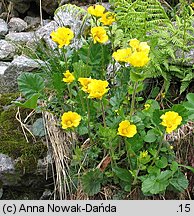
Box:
[129,81,138,118]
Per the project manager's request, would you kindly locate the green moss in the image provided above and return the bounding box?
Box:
[0,93,47,174]
[0,93,20,109]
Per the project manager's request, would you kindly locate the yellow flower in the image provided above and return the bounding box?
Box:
[160,111,182,133]
[129,38,140,50]
[50,27,74,48]
[100,12,115,25]
[87,79,109,99]
[112,48,132,62]
[138,42,150,54]
[140,151,148,158]
[87,5,105,17]
[191,3,194,9]
[61,111,81,129]
[144,104,150,110]
[78,77,93,93]
[117,120,137,138]
[63,70,75,83]
[127,51,150,67]
[129,39,150,53]
[91,26,108,44]
[161,92,165,98]
[113,39,150,67]
[139,150,150,164]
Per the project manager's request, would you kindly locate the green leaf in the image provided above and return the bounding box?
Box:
[73,60,92,78]
[155,157,168,168]
[144,129,157,143]
[98,125,117,140]
[186,93,194,103]
[18,73,44,98]
[77,126,88,135]
[13,93,40,109]
[112,167,132,182]
[126,134,144,153]
[142,171,172,195]
[170,161,179,172]
[157,170,172,181]
[147,166,160,175]
[184,93,194,113]
[130,71,145,82]
[172,104,188,121]
[79,43,110,67]
[81,169,103,196]
[184,101,194,111]
[170,172,189,192]
[128,83,144,95]
[142,175,169,195]
[32,118,45,137]
[124,185,131,192]
[152,110,164,126]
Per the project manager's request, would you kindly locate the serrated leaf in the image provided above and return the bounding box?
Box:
[170,172,189,192]
[142,174,169,195]
[18,73,44,98]
[157,170,172,181]
[81,169,103,196]
[180,82,189,94]
[13,93,40,109]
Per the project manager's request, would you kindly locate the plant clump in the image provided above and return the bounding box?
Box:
[14,1,194,200]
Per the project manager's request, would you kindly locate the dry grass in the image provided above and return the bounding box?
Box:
[43,111,76,199]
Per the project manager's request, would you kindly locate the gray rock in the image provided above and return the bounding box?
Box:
[0,154,15,173]
[0,62,11,75]
[53,4,89,49]
[8,17,28,32]
[54,4,87,36]
[0,19,8,37]
[5,32,35,45]
[24,16,41,30]
[3,55,43,92]
[0,153,16,186]
[40,189,52,200]
[0,40,16,60]
[175,48,194,67]
[35,21,58,49]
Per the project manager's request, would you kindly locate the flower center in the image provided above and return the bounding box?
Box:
[67,120,72,126]
[122,128,128,134]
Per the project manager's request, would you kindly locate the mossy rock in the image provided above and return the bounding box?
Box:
[0,93,47,174]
